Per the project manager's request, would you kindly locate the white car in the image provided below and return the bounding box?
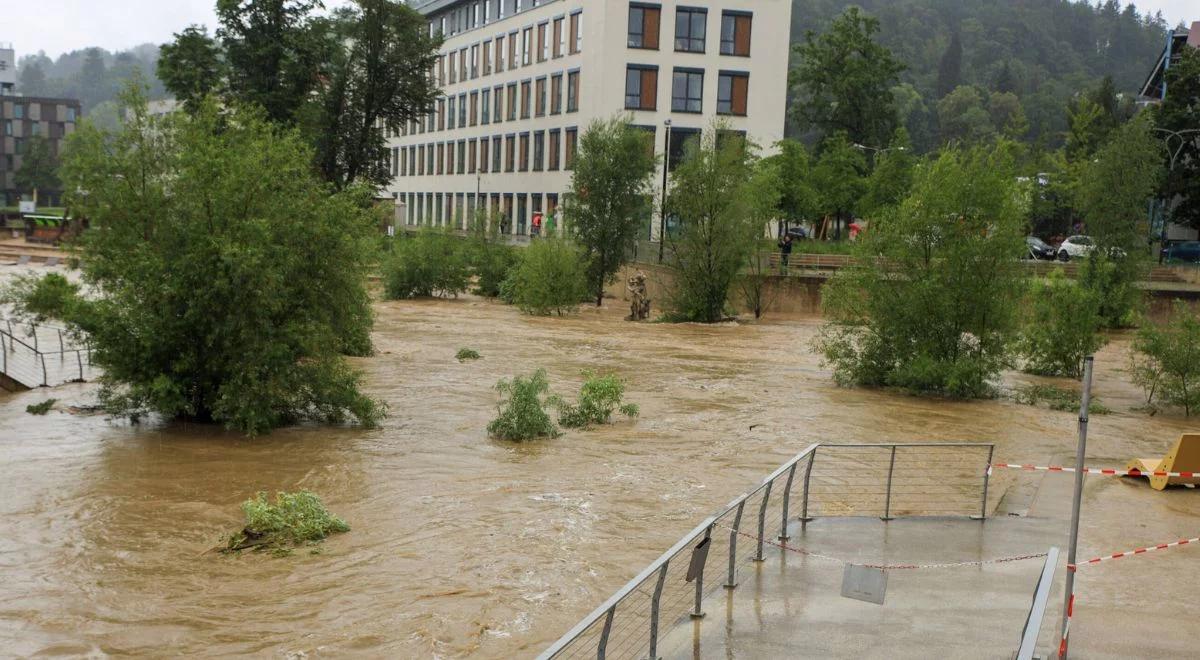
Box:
[1057,235,1095,262]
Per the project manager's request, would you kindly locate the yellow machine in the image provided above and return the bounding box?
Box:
[1126,433,1200,491]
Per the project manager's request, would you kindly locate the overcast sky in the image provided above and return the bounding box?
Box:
[5,0,1197,60]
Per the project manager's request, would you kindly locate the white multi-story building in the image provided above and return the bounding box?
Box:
[386,0,792,239]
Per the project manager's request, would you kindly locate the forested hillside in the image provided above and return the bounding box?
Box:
[15,46,167,128]
[790,0,1172,150]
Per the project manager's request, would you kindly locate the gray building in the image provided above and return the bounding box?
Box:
[1,95,82,207]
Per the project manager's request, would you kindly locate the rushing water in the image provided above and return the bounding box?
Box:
[1,296,1195,657]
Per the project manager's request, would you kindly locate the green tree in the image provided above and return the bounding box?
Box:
[665,130,779,323]
[78,48,109,110]
[49,88,381,435]
[1153,46,1200,230]
[1018,271,1106,378]
[565,117,657,306]
[765,139,820,230]
[216,0,327,125]
[308,0,442,189]
[18,61,47,95]
[1075,115,1161,252]
[815,143,1027,398]
[1064,96,1107,161]
[859,128,915,218]
[13,136,60,203]
[988,91,1028,140]
[937,85,994,145]
[1131,302,1200,416]
[789,6,905,148]
[811,132,866,240]
[466,210,518,297]
[505,238,588,316]
[158,25,226,113]
[935,33,963,98]
[383,228,470,300]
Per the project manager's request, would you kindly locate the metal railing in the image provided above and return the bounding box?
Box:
[539,442,994,660]
[1,319,94,388]
[1015,547,1060,660]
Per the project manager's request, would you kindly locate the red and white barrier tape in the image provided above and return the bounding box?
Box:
[1068,535,1200,571]
[719,523,1047,570]
[1058,594,1074,658]
[989,463,1197,478]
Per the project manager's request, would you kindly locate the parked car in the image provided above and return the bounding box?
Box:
[1057,235,1095,262]
[1025,236,1056,260]
[1161,241,1200,264]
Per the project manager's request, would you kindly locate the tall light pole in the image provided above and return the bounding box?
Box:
[1060,356,1094,659]
[1151,127,1200,259]
[658,118,672,264]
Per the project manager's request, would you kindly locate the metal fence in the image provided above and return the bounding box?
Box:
[1,319,95,388]
[539,442,994,660]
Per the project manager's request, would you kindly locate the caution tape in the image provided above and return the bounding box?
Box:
[718,523,1048,571]
[1068,535,1200,571]
[989,463,1196,478]
[1058,594,1074,658]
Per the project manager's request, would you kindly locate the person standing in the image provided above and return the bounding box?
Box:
[778,234,794,273]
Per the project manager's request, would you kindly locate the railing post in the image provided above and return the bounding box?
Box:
[754,481,773,561]
[692,526,711,619]
[40,353,48,387]
[58,329,63,353]
[725,500,745,588]
[801,448,817,522]
[881,445,897,521]
[648,561,669,660]
[779,462,798,540]
[76,350,84,381]
[975,444,994,521]
[596,606,615,660]
[31,324,38,352]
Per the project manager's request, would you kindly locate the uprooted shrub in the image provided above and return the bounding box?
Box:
[383,228,470,299]
[487,369,559,440]
[551,372,639,428]
[26,399,57,415]
[225,491,349,556]
[456,347,481,362]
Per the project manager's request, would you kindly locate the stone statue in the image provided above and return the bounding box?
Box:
[626,270,651,321]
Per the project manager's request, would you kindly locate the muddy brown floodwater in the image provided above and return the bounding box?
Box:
[1,295,1197,657]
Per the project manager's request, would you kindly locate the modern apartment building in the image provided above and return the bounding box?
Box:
[1,95,82,206]
[386,0,792,238]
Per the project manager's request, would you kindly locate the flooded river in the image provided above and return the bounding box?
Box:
[1,295,1196,657]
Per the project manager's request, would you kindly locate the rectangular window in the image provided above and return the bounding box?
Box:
[438,56,446,85]
[411,146,418,175]
[446,141,454,173]
[483,40,492,75]
[519,132,530,171]
[505,135,516,172]
[471,45,479,78]
[535,77,547,117]
[507,83,518,120]
[427,142,435,173]
[480,137,490,173]
[418,145,426,175]
[469,139,477,173]
[553,17,564,58]
[458,93,467,126]
[457,140,466,174]
[675,7,707,53]
[522,27,533,65]
[564,127,578,169]
[482,89,491,124]
[717,71,749,116]
[437,143,445,174]
[628,4,661,49]
[496,35,506,72]
[492,135,503,172]
[470,91,479,125]
[533,130,545,171]
[625,65,658,111]
[566,70,580,113]
[14,105,26,119]
[508,32,519,69]
[550,74,564,115]
[396,147,403,176]
[448,96,457,129]
[569,11,582,54]
[721,12,752,56]
[672,68,703,113]
[449,53,457,83]
[438,99,446,130]
[484,0,491,24]
[460,49,468,79]
[668,128,700,171]
[493,85,504,123]
[520,80,531,118]
[548,129,561,170]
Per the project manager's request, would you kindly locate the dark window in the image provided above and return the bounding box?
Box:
[553,17,564,57]
[564,127,578,169]
[720,12,751,56]
[507,83,518,120]
[625,66,658,111]
[458,140,466,174]
[672,69,703,113]
[448,96,456,129]
[505,134,516,172]
[717,72,749,116]
[470,91,479,125]
[458,93,467,126]
[628,4,661,49]
[551,74,563,114]
[492,136,503,171]
[482,89,491,124]
[535,77,547,116]
[521,80,532,118]
[519,132,530,171]
[533,130,545,171]
[675,7,706,53]
[494,85,504,123]
[567,70,580,112]
[569,11,582,54]
[549,129,561,170]
[668,127,701,171]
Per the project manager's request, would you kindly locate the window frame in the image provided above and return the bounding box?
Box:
[674,7,707,53]
[628,3,661,50]
[720,11,752,57]
[624,64,659,111]
[671,67,704,114]
[716,70,749,116]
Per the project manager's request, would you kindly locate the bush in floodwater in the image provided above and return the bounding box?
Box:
[487,369,559,440]
[226,491,349,555]
[0,272,81,323]
[1012,384,1110,415]
[467,210,520,297]
[551,372,639,429]
[456,347,481,361]
[1129,301,1200,416]
[26,399,57,415]
[503,238,588,316]
[1017,271,1106,379]
[383,228,471,300]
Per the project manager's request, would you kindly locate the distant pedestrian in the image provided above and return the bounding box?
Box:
[778,234,794,273]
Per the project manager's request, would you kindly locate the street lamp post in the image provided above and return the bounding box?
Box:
[1151,127,1200,260]
[659,118,672,264]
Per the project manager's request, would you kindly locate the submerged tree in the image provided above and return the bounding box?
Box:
[816,143,1027,398]
[665,129,779,323]
[43,86,382,435]
[565,117,657,306]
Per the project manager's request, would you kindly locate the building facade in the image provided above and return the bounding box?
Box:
[386,0,792,238]
[1,95,82,206]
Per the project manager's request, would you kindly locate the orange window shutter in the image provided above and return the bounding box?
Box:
[732,76,748,115]
[569,14,579,53]
[645,9,660,49]
[735,16,752,56]
[642,69,658,110]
